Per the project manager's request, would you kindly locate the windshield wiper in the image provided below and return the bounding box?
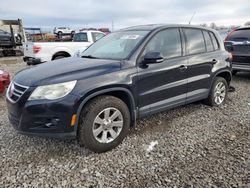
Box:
[81,55,99,59]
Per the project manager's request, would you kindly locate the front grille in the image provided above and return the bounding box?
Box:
[7,82,29,103]
[233,45,250,53]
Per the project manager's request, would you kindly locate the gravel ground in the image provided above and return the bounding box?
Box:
[0,57,249,188]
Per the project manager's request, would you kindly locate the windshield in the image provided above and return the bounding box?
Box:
[82,31,149,60]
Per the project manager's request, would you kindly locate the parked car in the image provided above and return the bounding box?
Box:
[53,27,75,36]
[6,24,232,153]
[224,27,250,74]
[0,29,13,47]
[0,69,10,94]
[23,30,105,65]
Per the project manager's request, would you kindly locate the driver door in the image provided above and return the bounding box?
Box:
[137,28,188,117]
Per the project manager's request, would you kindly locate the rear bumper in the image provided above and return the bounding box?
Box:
[23,56,44,65]
[232,63,250,71]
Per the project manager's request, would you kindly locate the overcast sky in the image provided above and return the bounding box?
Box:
[1,0,250,30]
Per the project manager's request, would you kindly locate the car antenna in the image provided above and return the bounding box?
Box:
[189,12,196,25]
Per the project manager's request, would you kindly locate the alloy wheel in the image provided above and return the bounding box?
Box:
[92,107,124,143]
[214,82,226,105]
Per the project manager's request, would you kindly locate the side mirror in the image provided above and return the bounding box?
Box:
[143,51,164,64]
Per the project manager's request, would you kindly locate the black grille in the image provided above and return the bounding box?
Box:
[7,82,28,103]
[233,45,250,53]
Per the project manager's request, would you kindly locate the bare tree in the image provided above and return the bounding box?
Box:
[210,22,217,29]
[200,23,208,27]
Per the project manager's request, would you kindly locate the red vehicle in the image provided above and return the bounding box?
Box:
[0,69,10,94]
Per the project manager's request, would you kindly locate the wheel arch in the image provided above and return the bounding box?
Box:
[74,87,137,132]
[52,51,71,60]
[213,70,232,85]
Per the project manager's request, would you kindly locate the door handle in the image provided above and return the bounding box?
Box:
[211,59,218,64]
[179,65,187,71]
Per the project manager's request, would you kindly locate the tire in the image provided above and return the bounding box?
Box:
[77,95,130,153]
[53,55,66,60]
[232,70,238,76]
[204,77,228,107]
[57,31,62,39]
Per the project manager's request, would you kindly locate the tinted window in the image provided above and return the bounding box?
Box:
[203,31,214,52]
[144,28,182,58]
[209,32,219,50]
[227,29,250,41]
[184,28,206,54]
[73,33,88,42]
[92,32,105,42]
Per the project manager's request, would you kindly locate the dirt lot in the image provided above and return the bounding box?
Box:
[0,57,249,187]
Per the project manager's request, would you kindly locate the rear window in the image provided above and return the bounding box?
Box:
[227,29,250,41]
[184,28,206,55]
[73,33,88,42]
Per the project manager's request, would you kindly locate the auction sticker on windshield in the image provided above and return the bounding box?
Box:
[120,35,140,40]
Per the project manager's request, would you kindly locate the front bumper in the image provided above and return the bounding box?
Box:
[6,87,79,139]
[23,56,44,65]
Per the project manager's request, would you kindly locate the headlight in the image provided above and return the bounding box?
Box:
[28,80,77,100]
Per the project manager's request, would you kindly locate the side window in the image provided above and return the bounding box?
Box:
[203,31,214,52]
[144,28,182,59]
[184,28,206,55]
[209,32,219,50]
[92,32,105,42]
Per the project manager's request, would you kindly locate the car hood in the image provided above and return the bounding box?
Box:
[13,57,121,87]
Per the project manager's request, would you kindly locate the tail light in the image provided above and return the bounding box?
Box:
[227,53,233,62]
[33,45,41,54]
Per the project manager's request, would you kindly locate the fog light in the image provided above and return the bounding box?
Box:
[71,114,77,127]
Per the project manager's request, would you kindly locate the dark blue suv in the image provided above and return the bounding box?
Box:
[6,24,232,152]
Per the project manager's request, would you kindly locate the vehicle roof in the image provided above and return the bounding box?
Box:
[120,24,216,32]
[235,26,250,30]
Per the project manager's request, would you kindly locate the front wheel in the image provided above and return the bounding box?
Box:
[204,77,228,107]
[77,95,131,153]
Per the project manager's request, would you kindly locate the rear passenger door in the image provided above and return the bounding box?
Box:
[183,28,219,103]
[137,28,188,117]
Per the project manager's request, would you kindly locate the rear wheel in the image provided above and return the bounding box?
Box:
[204,77,228,107]
[77,95,130,153]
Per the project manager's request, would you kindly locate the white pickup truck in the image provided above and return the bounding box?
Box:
[23,30,105,65]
